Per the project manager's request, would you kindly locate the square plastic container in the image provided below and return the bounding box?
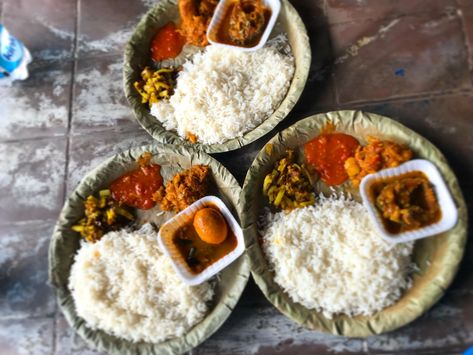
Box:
[359,159,458,244]
[207,0,281,52]
[158,196,245,285]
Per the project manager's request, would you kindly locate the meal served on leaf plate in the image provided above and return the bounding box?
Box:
[66,151,245,345]
[245,113,460,326]
[125,0,309,151]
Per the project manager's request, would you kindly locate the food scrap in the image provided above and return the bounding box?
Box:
[173,205,237,274]
[150,22,186,61]
[110,153,163,210]
[178,0,218,46]
[344,136,413,187]
[134,67,178,106]
[263,150,315,210]
[304,132,359,186]
[370,171,441,234]
[153,165,210,212]
[212,0,271,47]
[71,189,134,243]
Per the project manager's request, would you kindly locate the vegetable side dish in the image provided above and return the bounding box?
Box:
[173,205,237,274]
[153,165,210,212]
[344,136,413,187]
[71,189,134,243]
[178,0,219,46]
[134,67,179,107]
[370,171,441,234]
[213,0,271,47]
[263,150,315,210]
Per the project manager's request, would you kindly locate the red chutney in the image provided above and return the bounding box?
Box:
[304,133,360,185]
[150,22,186,61]
[110,164,163,210]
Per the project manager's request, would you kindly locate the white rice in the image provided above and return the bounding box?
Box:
[262,195,414,318]
[150,36,295,144]
[68,224,214,343]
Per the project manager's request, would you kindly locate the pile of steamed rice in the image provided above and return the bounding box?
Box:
[262,195,414,318]
[151,36,295,144]
[68,224,214,343]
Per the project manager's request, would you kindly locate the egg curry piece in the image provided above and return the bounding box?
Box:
[173,205,237,274]
[193,207,228,244]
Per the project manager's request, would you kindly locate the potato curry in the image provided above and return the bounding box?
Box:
[370,171,441,234]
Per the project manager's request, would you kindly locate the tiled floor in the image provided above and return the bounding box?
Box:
[0,0,473,354]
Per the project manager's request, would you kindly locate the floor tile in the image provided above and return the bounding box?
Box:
[287,1,336,111]
[331,12,470,103]
[0,60,72,141]
[0,317,54,355]
[67,130,154,194]
[71,55,141,134]
[0,221,55,318]
[78,0,153,56]
[326,0,457,24]
[0,137,66,223]
[55,312,106,355]
[2,0,75,62]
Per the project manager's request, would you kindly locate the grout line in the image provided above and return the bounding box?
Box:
[325,3,460,27]
[0,218,58,228]
[61,0,81,206]
[53,1,80,354]
[0,134,68,144]
[51,313,57,355]
[335,86,473,108]
[332,73,340,106]
[456,5,473,78]
[0,314,56,322]
[322,0,328,17]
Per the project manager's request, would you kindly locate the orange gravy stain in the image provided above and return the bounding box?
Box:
[150,22,186,61]
[304,133,360,185]
[173,204,237,274]
[110,164,163,210]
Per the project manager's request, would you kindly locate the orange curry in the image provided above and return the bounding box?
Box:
[304,133,360,185]
[150,22,186,61]
[110,163,163,210]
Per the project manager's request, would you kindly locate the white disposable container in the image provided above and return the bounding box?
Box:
[158,196,245,285]
[207,0,281,52]
[360,159,458,244]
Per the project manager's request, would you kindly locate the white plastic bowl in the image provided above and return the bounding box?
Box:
[207,0,281,52]
[360,159,458,244]
[158,196,245,285]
